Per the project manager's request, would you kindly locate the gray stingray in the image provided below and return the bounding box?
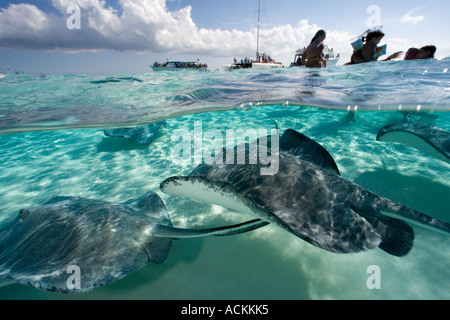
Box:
[377,121,450,164]
[161,129,450,257]
[90,77,144,84]
[0,192,267,293]
[104,121,166,145]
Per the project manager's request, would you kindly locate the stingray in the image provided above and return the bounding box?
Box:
[161,129,450,257]
[377,120,450,164]
[104,121,166,145]
[0,192,267,293]
[90,77,144,84]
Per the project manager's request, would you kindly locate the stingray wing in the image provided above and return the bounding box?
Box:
[274,204,382,253]
[280,129,341,175]
[0,194,171,293]
[377,121,450,164]
[161,176,272,220]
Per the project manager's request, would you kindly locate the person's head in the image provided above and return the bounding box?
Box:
[364,31,385,45]
[311,30,326,44]
[418,45,436,59]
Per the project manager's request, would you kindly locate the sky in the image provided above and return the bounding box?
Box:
[0,0,449,75]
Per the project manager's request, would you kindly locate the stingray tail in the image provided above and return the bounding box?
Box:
[376,198,450,236]
[356,192,449,256]
[153,219,269,239]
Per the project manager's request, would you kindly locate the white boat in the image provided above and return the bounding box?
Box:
[252,51,284,69]
[223,53,283,71]
[324,46,340,66]
[223,0,284,71]
[289,45,340,68]
[151,60,208,72]
[0,67,14,78]
[252,62,284,69]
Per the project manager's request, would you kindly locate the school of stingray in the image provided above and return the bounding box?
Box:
[0,116,449,294]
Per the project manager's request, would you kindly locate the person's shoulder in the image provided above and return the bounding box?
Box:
[404,47,419,60]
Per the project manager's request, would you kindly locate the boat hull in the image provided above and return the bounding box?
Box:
[326,59,339,67]
[223,62,283,71]
[251,62,284,69]
[289,59,339,68]
[151,67,207,72]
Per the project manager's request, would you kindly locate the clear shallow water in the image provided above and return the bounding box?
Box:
[0,60,449,300]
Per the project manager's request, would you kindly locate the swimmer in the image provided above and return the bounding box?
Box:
[404,45,436,60]
[302,30,327,68]
[346,31,402,65]
[349,31,385,64]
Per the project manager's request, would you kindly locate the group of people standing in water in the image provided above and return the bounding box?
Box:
[302,29,437,68]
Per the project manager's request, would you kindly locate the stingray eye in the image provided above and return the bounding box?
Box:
[19,209,31,221]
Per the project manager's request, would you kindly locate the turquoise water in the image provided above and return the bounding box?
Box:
[0,59,449,299]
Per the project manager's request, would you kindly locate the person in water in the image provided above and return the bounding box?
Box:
[302,30,327,68]
[347,31,402,64]
[404,45,436,60]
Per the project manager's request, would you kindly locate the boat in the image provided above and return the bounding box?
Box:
[0,67,15,78]
[323,46,340,66]
[223,0,284,71]
[223,59,252,71]
[289,45,340,68]
[223,53,283,71]
[151,60,208,72]
[289,48,306,68]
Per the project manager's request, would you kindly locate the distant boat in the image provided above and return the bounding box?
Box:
[323,46,340,66]
[151,60,208,72]
[223,0,284,71]
[290,45,340,68]
[223,53,284,71]
[0,67,15,77]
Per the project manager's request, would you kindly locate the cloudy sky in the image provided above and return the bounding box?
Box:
[0,0,449,74]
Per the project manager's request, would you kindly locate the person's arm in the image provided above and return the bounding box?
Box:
[319,44,327,67]
[301,53,306,65]
[302,47,309,65]
[383,51,404,61]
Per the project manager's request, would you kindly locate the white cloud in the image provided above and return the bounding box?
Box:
[0,0,352,61]
[401,10,425,24]
[384,37,410,56]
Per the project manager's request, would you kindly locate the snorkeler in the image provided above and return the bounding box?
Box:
[404,45,436,60]
[346,30,402,65]
[302,30,327,68]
